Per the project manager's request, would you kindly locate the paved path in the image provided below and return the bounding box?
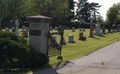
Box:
[32,41,120,74]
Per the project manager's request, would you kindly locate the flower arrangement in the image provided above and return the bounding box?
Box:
[81,36,87,40]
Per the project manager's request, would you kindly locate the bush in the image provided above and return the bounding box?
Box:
[81,36,87,40]
[30,48,49,68]
[0,32,49,70]
[0,38,31,68]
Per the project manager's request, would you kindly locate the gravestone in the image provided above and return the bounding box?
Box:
[22,26,26,32]
[79,27,82,31]
[117,25,120,32]
[102,25,106,34]
[94,17,102,35]
[0,19,1,30]
[107,25,112,33]
[5,28,10,32]
[59,37,66,45]
[15,20,20,35]
[68,35,75,43]
[23,27,28,37]
[68,27,70,30]
[50,36,56,47]
[112,23,116,32]
[12,26,15,32]
[78,31,83,40]
[83,29,86,31]
[72,27,75,32]
[89,19,94,37]
[55,26,57,30]
[50,26,53,31]
[26,15,52,55]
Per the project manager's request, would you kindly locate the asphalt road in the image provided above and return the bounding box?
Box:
[32,41,120,74]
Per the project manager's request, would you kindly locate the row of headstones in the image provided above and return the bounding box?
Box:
[89,17,120,37]
[3,20,28,37]
[94,21,120,36]
[50,32,87,47]
[50,26,86,32]
[50,35,76,47]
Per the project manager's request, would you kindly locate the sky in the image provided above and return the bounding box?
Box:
[74,0,120,20]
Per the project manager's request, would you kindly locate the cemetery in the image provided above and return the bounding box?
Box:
[0,0,120,74]
[0,15,120,73]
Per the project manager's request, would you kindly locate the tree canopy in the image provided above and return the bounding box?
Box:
[106,2,120,25]
[75,0,101,23]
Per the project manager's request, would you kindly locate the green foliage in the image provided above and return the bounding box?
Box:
[81,36,86,40]
[0,38,31,68]
[75,0,101,22]
[30,47,49,69]
[106,2,120,24]
[0,32,49,70]
[65,21,81,28]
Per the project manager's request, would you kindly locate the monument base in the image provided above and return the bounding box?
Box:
[102,32,106,34]
[94,32,102,36]
[67,41,75,43]
[57,56,63,60]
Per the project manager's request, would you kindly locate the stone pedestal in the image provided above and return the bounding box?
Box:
[78,31,83,40]
[26,15,52,55]
[89,19,94,37]
[68,35,75,43]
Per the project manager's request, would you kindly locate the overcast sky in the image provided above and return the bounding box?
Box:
[74,0,120,20]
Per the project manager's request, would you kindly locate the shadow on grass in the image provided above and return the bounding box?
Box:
[89,37,100,40]
[97,35,106,37]
[32,60,74,74]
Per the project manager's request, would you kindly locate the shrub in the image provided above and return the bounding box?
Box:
[81,36,87,40]
[30,47,49,69]
[0,38,31,68]
[0,32,49,70]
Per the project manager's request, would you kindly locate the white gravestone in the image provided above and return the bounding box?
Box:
[72,27,75,32]
[68,35,75,43]
[94,17,102,35]
[15,20,20,35]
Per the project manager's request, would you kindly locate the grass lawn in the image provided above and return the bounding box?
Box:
[1,29,120,74]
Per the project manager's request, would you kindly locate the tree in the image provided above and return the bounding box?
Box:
[75,0,101,23]
[0,0,29,24]
[105,2,120,25]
